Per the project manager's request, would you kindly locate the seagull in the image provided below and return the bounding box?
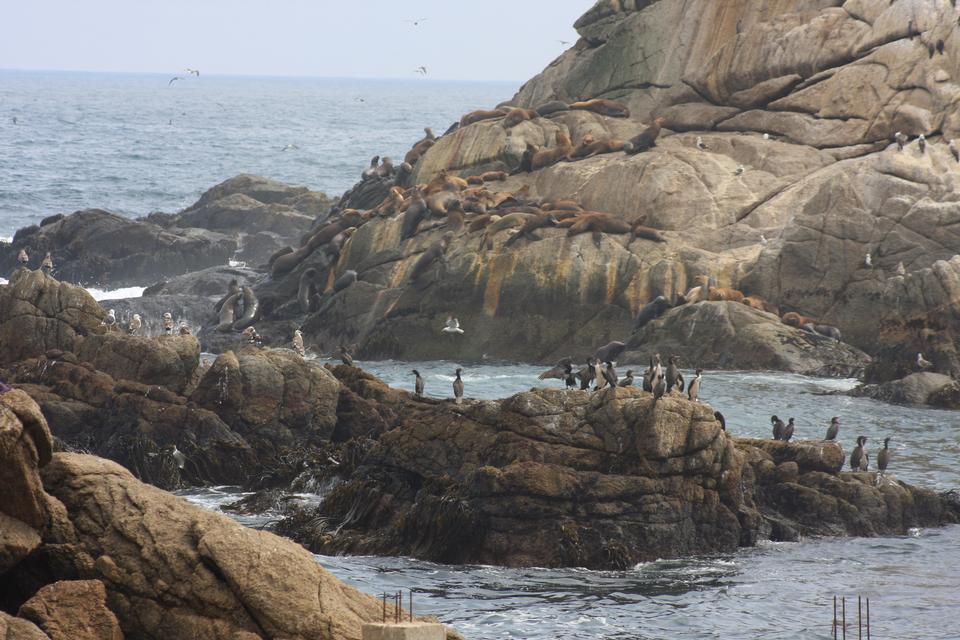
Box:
[178,320,192,336]
[128,314,142,335]
[281,143,300,151]
[162,312,174,334]
[950,139,959,162]
[917,352,933,369]
[762,133,770,140]
[168,76,183,86]
[696,136,708,150]
[896,261,906,276]
[414,66,428,76]
[292,329,305,356]
[894,131,907,151]
[734,165,745,176]
[168,444,186,470]
[101,309,117,331]
[185,68,200,76]
[864,252,872,268]
[40,252,53,275]
[760,234,768,245]
[404,18,428,26]
[442,316,464,334]
[17,248,28,265]
[918,134,926,154]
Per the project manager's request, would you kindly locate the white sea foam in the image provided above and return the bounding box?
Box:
[86,286,146,301]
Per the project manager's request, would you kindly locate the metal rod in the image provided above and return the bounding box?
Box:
[409,590,413,622]
[866,597,870,640]
[833,595,838,640]
[842,597,847,640]
[858,595,862,640]
[382,593,386,623]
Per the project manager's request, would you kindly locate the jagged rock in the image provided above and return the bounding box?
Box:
[17,580,123,640]
[0,612,50,640]
[627,301,871,377]
[74,334,200,395]
[142,265,261,298]
[277,385,957,568]
[0,513,41,574]
[0,209,237,288]
[849,372,960,409]
[179,174,328,216]
[38,453,458,640]
[0,270,104,366]
[0,390,53,531]
[190,348,340,451]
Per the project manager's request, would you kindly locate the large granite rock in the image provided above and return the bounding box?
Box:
[276,385,957,568]
[74,334,200,395]
[17,580,123,640]
[0,210,237,288]
[627,301,871,377]
[849,371,960,409]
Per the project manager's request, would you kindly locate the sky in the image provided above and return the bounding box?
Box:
[1,1,590,81]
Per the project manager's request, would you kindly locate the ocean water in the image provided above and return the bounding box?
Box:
[183,364,960,639]
[0,70,515,236]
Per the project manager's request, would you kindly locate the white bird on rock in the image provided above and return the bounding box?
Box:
[128,314,142,335]
[292,329,305,356]
[442,316,464,334]
[162,312,174,334]
[917,352,933,369]
[696,136,707,150]
[864,252,872,268]
[101,309,117,331]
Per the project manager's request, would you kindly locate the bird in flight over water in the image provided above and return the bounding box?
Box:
[405,18,428,26]
[414,66,428,75]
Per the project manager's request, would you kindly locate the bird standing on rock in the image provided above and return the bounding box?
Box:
[851,436,868,471]
[696,136,708,150]
[101,309,117,331]
[618,370,634,387]
[771,415,785,440]
[162,312,174,334]
[665,356,683,393]
[178,321,192,336]
[652,372,666,402]
[442,317,464,334]
[17,248,28,266]
[782,418,795,442]
[40,252,53,275]
[128,314,142,335]
[688,369,703,402]
[242,326,262,346]
[877,437,891,473]
[949,139,959,162]
[825,417,840,441]
[292,330,305,356]
[564,363,578,389]
[894,131,908,151]
[453,368,464,404]
[918,134,926,154]
[412,369,425,397]
[917,352,933,370]
[333,344,354,367]
[601,361,618,389]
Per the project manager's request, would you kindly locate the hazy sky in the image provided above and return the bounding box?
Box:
[1,1,590,81]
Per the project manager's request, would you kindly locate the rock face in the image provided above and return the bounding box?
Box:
[277,386,957,569]
[627,301,871,377]
[849,372,960,409]
[0,394,457,640]
[75,334,200,395]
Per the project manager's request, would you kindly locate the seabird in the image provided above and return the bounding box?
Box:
[782,417,795,442]
[185,68,200,76]
[665,356,682,393]
[894,131,907,151]
[734,165,745,176]
[412,369,425,396]
[601,361,618,388]
[618,369,635,387]
[918,134,926,154]
[168,444,186,470]
[241,326,262,345]
[168,76,183,86]
[895,261,906,276]
[578,357,597,390]
[771,415,785,440]
[334,344,354,367]
[850,436,868,471]
[101,309,117,331]
[414,66,428,75]
[442,316,464,334]
[128,313,142,335]
[652,372,666,402]
[696,136,708,150]
[864,252,872,268]
[917,352,933,369]
[564,363,578,389]
[688,369,703,402]
[877,437,891,473]
[760,234,768,245]
[292,329,305,356]
[762,133,770,140]
[452,368,464,404]
[539,357,574,381]
[557,39,571,46]
[17,248,28,265]
[162,312,174,334]
[178,321,192,336]
[950,139,959,162]
[825,417,840,441]
[281,144,300,152]
[40,252,53,275]
[405,18,428,26]
[714,411,726,431]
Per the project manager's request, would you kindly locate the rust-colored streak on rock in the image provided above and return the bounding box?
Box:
[482,253,519,317]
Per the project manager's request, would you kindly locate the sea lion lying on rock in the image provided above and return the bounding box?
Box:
[569,98,630,118]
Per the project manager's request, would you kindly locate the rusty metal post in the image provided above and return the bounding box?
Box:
[382,593,386,623]
[833,595,838,639]
[858,596,862,640]
[409,590,413,622]
[866,597,870,640]
[842,597,846,640]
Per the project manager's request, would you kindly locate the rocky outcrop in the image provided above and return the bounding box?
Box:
[0,209,237,288]
[74,334,200,395]
[276,386,958,569]
[849,372,960,409]
[627,301,871,377]
[0,393,458,640]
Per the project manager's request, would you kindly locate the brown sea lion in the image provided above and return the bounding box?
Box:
[542,200,583,212]
[298,268,319,313]
[267,246,294,268]
[401,190,429,239]
[742,295,779,315]
[530,131,574,171]
[569,136,627,159]
[459,107,510,127]
[467,213,498,232]
[214,279,241,314]
[566,213,632,237]
[216,291,241,332]
[427,191,460,217]
[409,232,454,282]
[632,225,666,243]
[233,286,260,330]
[781,311,818,328]
[503,211,558,247]
[271,245,311,278]
[502,107,539,128]
[466,175,484,185]
[375,157,395,178]
[534,100,570,117]
[404,138,435,165]
[708,287,745,303]
[480,170,508,182]
[361,155,379,180]
[422,169,464,196]
[624,117,666,155]
[569,98,630,118]
[445,202,466,232]
[814,324,842,340]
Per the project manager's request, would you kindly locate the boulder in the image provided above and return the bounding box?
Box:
[74,334,200,394]
[0,390,53,531]
[0,612,49,640]
[627,301,871,376]
[0,209,237,288]
[849,372,960,409]
[142,264,261,298]
[0,270,103,366]
[17,580,123,640]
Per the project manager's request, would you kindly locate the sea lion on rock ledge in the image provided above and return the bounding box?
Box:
[569,98,630,118]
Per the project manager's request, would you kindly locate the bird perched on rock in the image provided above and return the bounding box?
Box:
[894,131,908,151]
[825,417,840,441]
[166,444,187,470]
[452,368,464,404]
[652,371,666,402]
[771,415,785,440]
[688,368,703,402]
[851,436,868,471]
[618,369,634,387]
[40,252,53,275]
[734,165,745,176]
[950,139,959,162]
[918,134,926,154]
[539,357,574,381]
[17,248,28,266]
[877,437,891,473]
[442,316,464,334]
[412,369,425,396]
[643,353,662,392]
[128,313,142,335]
[917,352,933,370]
[864,252,872,268]
[101,309,117,331]
[292,329,305,356]
[333,344,354,367]
[564,363,578,389]
[162,312,174,334]
[895,261,906,276]
[782,417,795,442]
[242,326,262,346]
[695,136,708,150]
[577,358,596,390]
[601,361,618,388]
[665,356,684,393]
[178,321,192,336]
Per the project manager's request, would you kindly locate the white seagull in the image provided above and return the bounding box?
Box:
[442,317,464,334]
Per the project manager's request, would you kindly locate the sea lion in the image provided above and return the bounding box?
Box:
[401,190,429,239]
[593,341,626,364]
[467,213,498,233]
[466,175,484,186]
[214,279,241,314]
[781,311,818,329]
[534,100,570,117]
[271,245,311,278]
[232,286,259,330]
[566,212,632,237]
[459,107,510,127]
[427,191,460,217]
[376,157,395,178]
[395,161,413,186]
[634,295,672,330]
[404,137,435,165]
[624,117,665,154]
[542,200,582,212]
[216,292,241,332]
[422,169,466,196]
[539,357,574,380]
[516,144,537,174]
[482,212,537,247]
[361,156,379,180]
[39,213,64,226]
[569,98,630,118]
[633,225,666,243]
[707,287,745,303]
[409,232,454,282]
[333,269,358,293]
[327,227,356,257]
[569,136,627,159]
[530,131,575,171]
[298,268,319,313]
[742,295,779,315]
[503,211,557,247]
[267,246,294,268]
[813,324,842,340]
[480,170,508,182]
[445,203,466,232]
[503,108,539,128]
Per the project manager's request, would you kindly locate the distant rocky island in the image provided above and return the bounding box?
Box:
[3,0,960,638]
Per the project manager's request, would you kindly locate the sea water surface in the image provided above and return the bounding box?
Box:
[183,364,960,640]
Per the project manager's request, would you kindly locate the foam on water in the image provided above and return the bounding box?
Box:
[86,286,147,301]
